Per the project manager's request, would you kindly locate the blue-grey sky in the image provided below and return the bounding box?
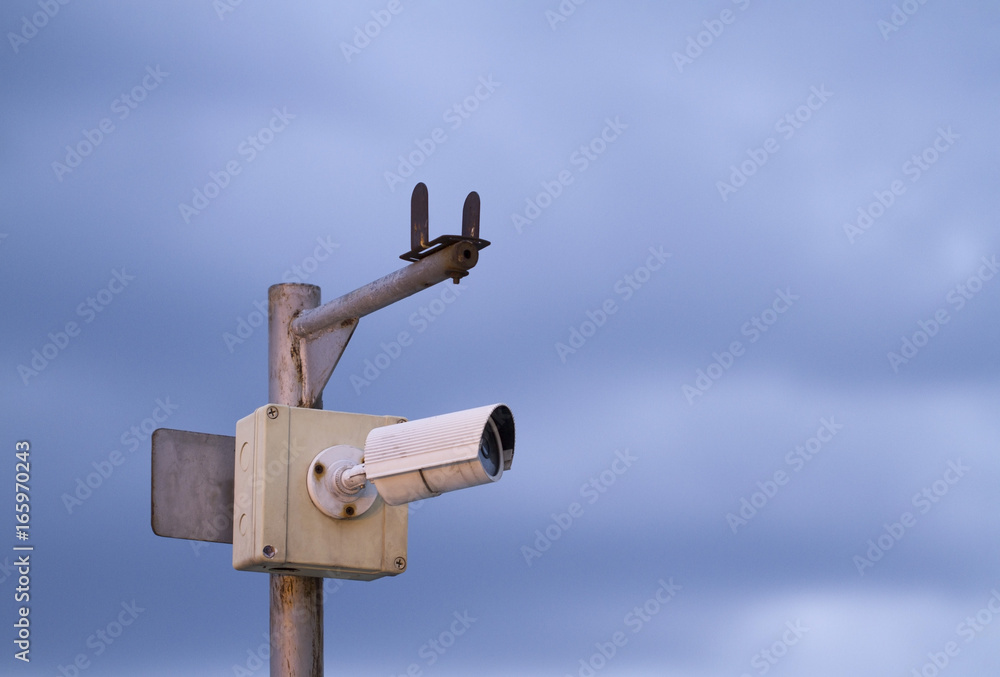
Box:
[3,1,1000,675]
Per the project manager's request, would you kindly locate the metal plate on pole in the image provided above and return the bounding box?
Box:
[151,428,235,544]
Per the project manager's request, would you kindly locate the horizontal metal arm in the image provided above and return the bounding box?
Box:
[291,241,478,338]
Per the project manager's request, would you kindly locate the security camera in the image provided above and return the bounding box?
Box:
[364,403,515,505]
[233,402,515,578]
[310,404,514,513]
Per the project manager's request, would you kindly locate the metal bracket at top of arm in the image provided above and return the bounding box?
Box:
[402,182,489,262]
[285,183,489,406]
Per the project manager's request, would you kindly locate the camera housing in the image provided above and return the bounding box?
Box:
[363,404,514,505]
[232,403,514,580]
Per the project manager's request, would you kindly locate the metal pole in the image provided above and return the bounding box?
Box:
[268,283,324,677]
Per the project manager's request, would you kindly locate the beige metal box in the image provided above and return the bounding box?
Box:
[233,404,408,580]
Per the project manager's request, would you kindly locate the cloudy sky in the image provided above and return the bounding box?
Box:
[3,1,1000,675]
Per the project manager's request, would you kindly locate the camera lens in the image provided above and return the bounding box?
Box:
[479,422,501,478]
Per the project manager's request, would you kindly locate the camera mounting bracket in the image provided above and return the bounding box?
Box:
[400,182,490,262]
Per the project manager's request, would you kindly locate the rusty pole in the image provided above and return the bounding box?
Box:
[268,283,324,677]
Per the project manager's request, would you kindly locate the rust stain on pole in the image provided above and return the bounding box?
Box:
[270,574,323,676]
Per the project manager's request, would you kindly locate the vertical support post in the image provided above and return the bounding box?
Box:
[268,283,324,677]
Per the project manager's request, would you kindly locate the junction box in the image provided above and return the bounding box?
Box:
[233,404,408,580]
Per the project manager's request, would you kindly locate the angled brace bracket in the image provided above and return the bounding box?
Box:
[298,318,358,407]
